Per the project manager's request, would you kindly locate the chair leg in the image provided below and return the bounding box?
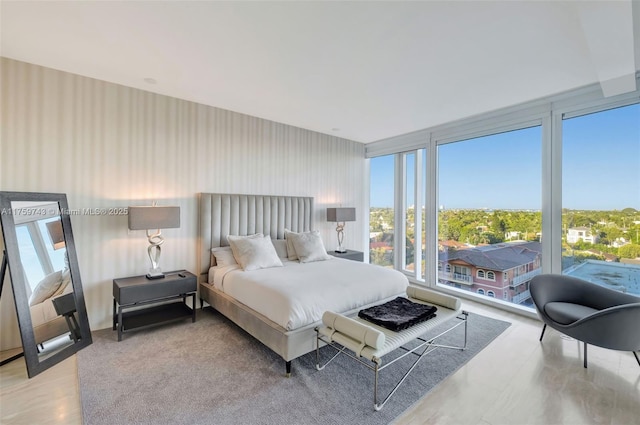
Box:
[539,324,546,342]
[633,351,640,367]
[583,342,588,368]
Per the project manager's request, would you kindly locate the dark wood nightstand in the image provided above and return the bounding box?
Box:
[327,249,364,262]
[112,270,197,341]
[52,292,81,342]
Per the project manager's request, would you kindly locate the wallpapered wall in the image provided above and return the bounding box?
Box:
[0,58,366,348]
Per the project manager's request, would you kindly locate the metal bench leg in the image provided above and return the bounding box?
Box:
[583,342,588,368]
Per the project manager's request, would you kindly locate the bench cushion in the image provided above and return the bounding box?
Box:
[544,302,599,325]
[358,297,437,331]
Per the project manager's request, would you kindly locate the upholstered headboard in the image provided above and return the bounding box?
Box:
[198,193,314,277]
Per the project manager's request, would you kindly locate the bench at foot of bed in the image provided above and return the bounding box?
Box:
[315,286,467,411]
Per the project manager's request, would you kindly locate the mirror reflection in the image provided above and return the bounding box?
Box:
[11,201,79,360]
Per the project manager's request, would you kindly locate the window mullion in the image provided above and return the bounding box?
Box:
[425,137,437,287]
[414,151,423,280]
[394,154,405,270]
[549,112,563,273]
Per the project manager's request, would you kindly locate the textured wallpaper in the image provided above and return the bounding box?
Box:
[0,58,365,345]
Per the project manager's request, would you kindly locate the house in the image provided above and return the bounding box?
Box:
[438,240,470,251]
[567,227,600,244]
[438,241,542,305]
[612,237,630,248]
[1,2,639,424]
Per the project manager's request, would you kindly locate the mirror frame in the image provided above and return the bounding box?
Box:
[0,191,92,378]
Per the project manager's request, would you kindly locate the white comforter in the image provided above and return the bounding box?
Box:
[210,258,408,331]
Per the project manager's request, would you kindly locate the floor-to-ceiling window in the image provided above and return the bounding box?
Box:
[561,103,640,296]
[370,154,395,267]
[15,215,66,291]
[437,126,542,308]
[366,81,639,315]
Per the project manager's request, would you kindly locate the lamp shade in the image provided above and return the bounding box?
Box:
[128,206,180,230]
[326,207,356,222]
[46,219,66,250]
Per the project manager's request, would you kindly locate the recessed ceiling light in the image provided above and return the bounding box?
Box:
[331,128,340,132]
[144,78,157,84]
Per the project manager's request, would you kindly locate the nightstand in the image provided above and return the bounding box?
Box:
[52,292,81,342]
[112,270,197,341]
[327,249,364,262]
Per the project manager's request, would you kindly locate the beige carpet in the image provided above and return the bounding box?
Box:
[78,308,510,425]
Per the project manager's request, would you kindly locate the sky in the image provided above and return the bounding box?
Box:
[370,103,640,211]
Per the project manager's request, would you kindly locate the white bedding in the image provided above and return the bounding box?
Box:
[209,258,408,331]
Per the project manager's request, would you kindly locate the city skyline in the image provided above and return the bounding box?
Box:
[370,103,639,211]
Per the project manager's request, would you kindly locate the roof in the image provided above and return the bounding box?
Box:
[439,241,541,271]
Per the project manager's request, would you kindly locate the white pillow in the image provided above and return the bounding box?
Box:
[284,229,299,260]
[50,268,72,298]
[29,270,63,306]
[211,246,238,268]
[271,239,289,259]
[288,231,331,263]
[228,234,283,271]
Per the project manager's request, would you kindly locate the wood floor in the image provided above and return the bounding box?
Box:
[1,299,638,425]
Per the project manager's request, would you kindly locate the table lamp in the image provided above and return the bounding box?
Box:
[128,204,180,279]
[46,219,66,250]
[326,207,356,253]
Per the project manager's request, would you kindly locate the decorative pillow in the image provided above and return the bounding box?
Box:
[288,230,331,263]
[50,268,72,298]
[228,234,283,271]
[211,246,238,268]
[271,239,289,259]
[284,229,299,260]
[29,270,63,306]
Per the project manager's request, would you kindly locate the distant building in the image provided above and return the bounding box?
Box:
[567,227,599,244]
[564,260,640,295]
[505,231,522,240]
[370,241,392,250]
[611,237,629,248]
[438,241,542,305]
[438,240,470,251]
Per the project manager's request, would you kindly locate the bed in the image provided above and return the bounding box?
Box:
[197,193,409,375]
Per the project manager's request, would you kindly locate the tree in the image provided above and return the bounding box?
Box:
[490,212,506,236]
[618,244,640,259]
[405,236,415,267]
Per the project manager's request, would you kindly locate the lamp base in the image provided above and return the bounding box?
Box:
[145,268,165,280]
[334,248,347,253]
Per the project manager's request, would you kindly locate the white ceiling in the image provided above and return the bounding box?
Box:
[2,1,638,143]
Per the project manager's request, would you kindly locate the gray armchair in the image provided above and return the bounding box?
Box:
[530,274,640,368]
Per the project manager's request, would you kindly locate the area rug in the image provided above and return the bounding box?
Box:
[78,308,510,425]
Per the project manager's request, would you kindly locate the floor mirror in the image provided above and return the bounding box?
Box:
[0,191,92,378]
